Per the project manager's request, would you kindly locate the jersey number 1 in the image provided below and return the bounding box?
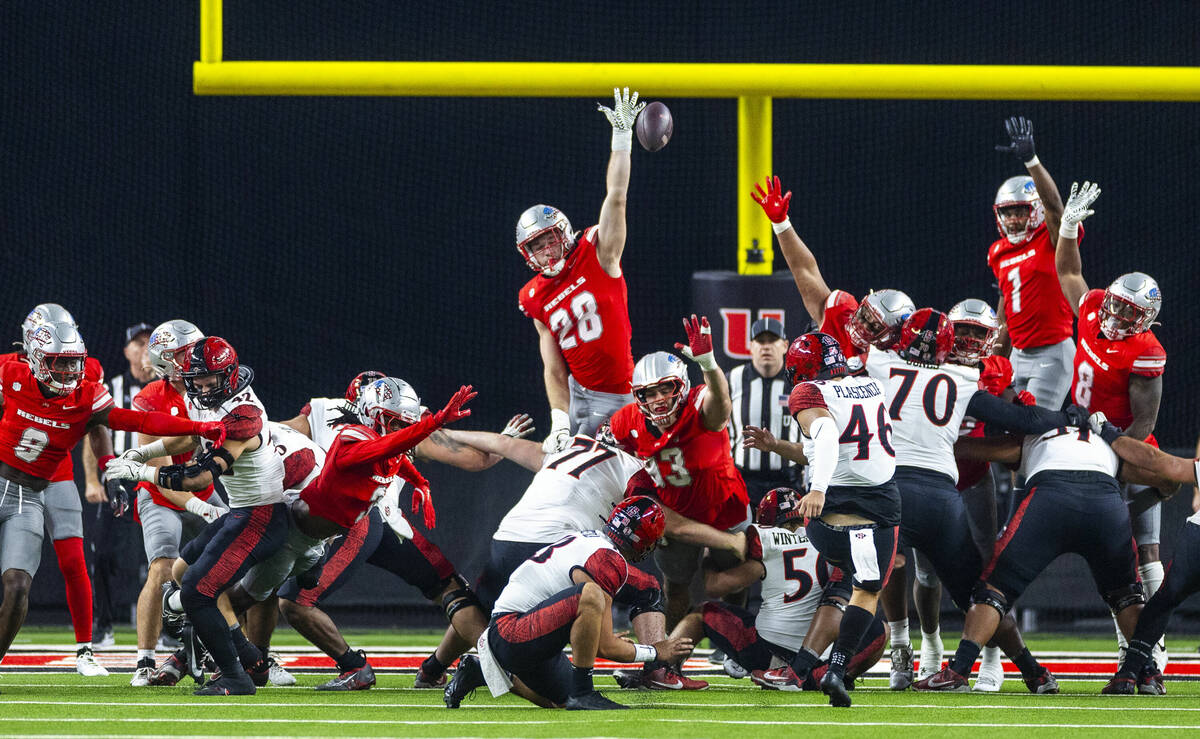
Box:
[549,291,603,350]
[1007,268,1022,314]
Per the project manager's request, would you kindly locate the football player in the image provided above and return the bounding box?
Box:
[667,488,886,691]
[444,496,692,710]
[1053,180,1169,670]
[0,321,224,673]
[988,116,1076,408]
[517,87,644,450]
[0,304,113,676]
[609,316,751,630]
[751,175,915,371]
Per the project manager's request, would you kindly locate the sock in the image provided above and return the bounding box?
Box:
[75,643,91,656]
[54,538,93,644]
[229,624,262,668]
[1011,647,1040,680]
[789,646,822,678]
[979,645,1002,672]
[138,648,156,662]
[1139,561,1164,599]
[948,639,982,678]
[1119,639,1153,679]
[255,643,271,658]
[829,605,874,678]
[921,625,941,649]
[642,659,667,673]
[1112,612,1129,650]
[570,664,595,697]
[888,618,910,648]
[188,603,242,678]
[420,653,447,678]
[336,648,367,673]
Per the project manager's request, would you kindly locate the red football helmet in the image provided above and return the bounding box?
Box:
[757,487,805,527]
[605,496,666,561]
[895,308,953,368]
[785,332,847,384]
[176,336,243,409]
[345,370,387,403]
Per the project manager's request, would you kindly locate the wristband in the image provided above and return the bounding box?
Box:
[1059,221,1080,240]
[185,497,211,517]
[1024,154,1040,168]
[611,129,633,152]
[97,455,115,476]
[633,643,657,663]
[694,352,719,373]
[550,408,570,431]
[771,218,792,234]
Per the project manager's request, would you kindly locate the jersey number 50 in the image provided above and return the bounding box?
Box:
[549,291,603,350]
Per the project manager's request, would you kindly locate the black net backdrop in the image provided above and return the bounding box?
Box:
[2,2,1199,622]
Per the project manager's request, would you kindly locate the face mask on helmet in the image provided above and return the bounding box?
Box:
[947,299,999,365]
[516,205,576,277]
[993,176,1045,244]
[756,487,804,527]
[177,337,241,409]
[357,378,424,436]
[27,321,87,395]
[1100,273,1161,340]
[847,289,914,350]
[147,320,205,380]
[631,352,690,427]
[604,496,666,561]
[785,332,847,384]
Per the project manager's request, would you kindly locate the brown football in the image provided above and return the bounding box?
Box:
[635,102,673,152]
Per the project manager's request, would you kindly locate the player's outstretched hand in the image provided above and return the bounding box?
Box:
[674,315,717,371]
[751,175,792,224]
[799,489,825,519]
[1088,411,1126,445]
[501,413,536,439]
[197,422,227,448]
[597,87,645,132]
[1062,181,1101,226]
[435,385,477,426]
[412,484,436,529]
[995,116,1037,163]
[653,635,694,663]
[105,457,152,483]
[742,425,779,453]
[1013,390,1037,406]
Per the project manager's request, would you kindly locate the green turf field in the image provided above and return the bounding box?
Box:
[5,628,1200,738]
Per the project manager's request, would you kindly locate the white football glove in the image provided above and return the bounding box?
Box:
[1088,411,1109,435]
[185,496,227,525]
[501,413,536,439]
[597,86,646,152]
[1060,181,1100,239]
[104,457,156,484]
[541,409,571,453]
[118,439,169,465]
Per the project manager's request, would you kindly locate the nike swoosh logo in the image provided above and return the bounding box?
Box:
[1105,348,1120,354]
[1037,362,1054,368]
[927,676,960,688]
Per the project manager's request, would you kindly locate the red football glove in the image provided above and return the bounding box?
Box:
[750,175,792,224]
[674,314,715,365]
[433,385,477,426]
[412,485,436,529]
[1014,390,1037,406]
[978,355,1013,396]
[197,421,227,448]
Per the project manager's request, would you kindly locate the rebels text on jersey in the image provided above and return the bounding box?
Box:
[866,349,981,483]
[1071,289,1166,439]
[493,435,646,544]
[746,524,829,652]
[492,530,659,615]
[610,386,750,530]
[518,227,635,394]
[987,224,1079,350]
[1020,425,1119,481]
[299,423,400,529]
[268,421,326,494]
[132,379,217,510]
[820,290,867,371]
[187,385,284,508]
[0,360,112,480]
[788,376,895,487]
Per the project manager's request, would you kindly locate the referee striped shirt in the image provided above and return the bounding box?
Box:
[727,363,801,478]
[106,372,145,455]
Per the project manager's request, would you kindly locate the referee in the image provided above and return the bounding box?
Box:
[726,317,803,509]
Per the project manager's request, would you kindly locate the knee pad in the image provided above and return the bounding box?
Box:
[628,587,665,620]
[1104,582,1145,613]
[913,560,939,589]
[970,584,1009,617]
[818,594,848,612]
[440,574,482,621]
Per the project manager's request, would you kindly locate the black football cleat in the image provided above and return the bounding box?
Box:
[915,667,970,692]
[1024,667,1060,694]
[1138,668,1166,695]
[181,625,207,684]
[1101,675,1137,695]
[315,660,376,691]
[565,690,629,710]
[443,655,485,709]
[193,672,256,696]
[160,581,186,640]
[246,657,270,688]
[820,670,852,707]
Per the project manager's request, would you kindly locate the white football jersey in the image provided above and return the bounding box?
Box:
[188,385,284,508]
[492,530,633,615]
[493,435,645,544]
[866,349,980,483]
[304,396,356,452]
[791,376,895,487]
[1189,461,1200,527]
[268,421,326,496]
[751,524,826,652]
[1020,426,1119,480]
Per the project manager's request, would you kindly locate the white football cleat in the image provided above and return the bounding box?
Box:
[972,646,1004,692]
[76,647,110,677]
[130,666,153,687]
[267,654,297,686]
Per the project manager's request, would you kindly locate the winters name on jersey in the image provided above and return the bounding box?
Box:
[769,529,807,547]
[831,384,881,400]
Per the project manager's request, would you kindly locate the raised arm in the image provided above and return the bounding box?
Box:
[995,116,1063,235]
[1055,181,1100,314]
[336,386,475,469]
[533,319,571,453]
[594,87,644,275]
[751,176,833,325]
[674,315,730,431]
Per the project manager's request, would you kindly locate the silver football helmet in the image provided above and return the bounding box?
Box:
[26,320,87,395]
[516,204,577,277]
[1100,272,1161,340]
[631,351,690,427]
[146,320,205,380]
[993,175,1045,244]
[20,303,76,353]
[848,289,915,351]
[947,298,1000,365]
[357,377,424,435]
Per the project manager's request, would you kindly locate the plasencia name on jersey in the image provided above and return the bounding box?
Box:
[827,383,883,400]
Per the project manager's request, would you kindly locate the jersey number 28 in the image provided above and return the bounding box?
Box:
[549,291,603,350]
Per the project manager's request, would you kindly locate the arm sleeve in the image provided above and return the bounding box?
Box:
[222,404,264,441]
[788,383,827,415]
[580,548,629,596]
[806,415,839,491]
[965,390,1068,435]
[395,455,429,489]
[106,407,201,436]
[335,414,443,469]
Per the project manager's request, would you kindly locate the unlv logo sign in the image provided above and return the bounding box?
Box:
[718,308,785,360]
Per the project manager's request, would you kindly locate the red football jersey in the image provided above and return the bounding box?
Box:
[300,423,401,529]
[1071,289,1166,442]
[0,360,112,480]
[987,224,1079,350]
[955,355,1013,491]
[131,379,216,510]
[610,386,749,530]
[819,289,867,367]
[518,226,634,394]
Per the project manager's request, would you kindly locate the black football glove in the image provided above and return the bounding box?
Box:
[1063,403,1091,429]
[107,480,130,518]
[296,561,324,591]
[995,116,1036,163]
[1097,421,1125,446]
